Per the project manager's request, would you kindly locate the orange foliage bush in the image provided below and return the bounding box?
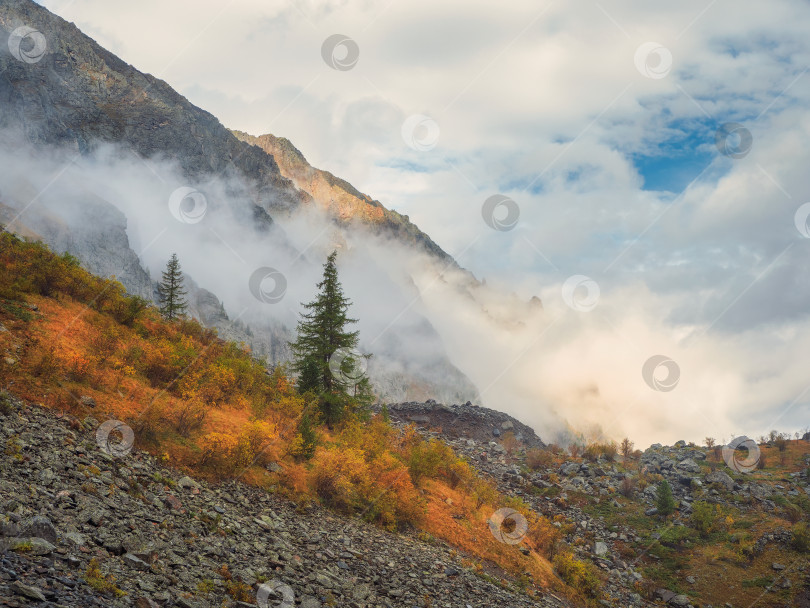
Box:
[526,448,553,470]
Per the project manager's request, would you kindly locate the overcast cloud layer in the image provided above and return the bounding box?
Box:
[34,0,810,445]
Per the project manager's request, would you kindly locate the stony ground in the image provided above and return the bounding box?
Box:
[386,405,810,608]
[4,390,809,608]
[0,394,571,608]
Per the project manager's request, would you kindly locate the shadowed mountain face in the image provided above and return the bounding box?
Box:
[0,0,304,213]
[0,0,480,404]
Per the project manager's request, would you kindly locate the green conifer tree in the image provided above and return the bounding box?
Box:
[290,250,371,424]
[156,253,188,320]
[656,479,676,516]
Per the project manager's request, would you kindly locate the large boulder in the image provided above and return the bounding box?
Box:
[20,516,57,544]
[705,470,735,491]
[677,458,701,474]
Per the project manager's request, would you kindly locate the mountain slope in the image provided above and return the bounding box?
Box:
[0,232,580,606]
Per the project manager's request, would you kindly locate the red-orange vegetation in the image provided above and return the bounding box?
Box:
[0,231,561,594]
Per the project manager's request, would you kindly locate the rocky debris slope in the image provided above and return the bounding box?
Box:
[390,417,652,607]
[0,393,570,608]
[383,401,544,448]
[397,415,810,607]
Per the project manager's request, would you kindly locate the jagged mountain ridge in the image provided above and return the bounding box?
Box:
[231,130,456,265]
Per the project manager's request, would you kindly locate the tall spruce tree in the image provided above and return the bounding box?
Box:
[290,250,370,424]
[157,253,188,320]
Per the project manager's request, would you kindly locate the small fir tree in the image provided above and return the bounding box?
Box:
[289,250,371,424]
[656,479,676,516]
[156,253,188,320]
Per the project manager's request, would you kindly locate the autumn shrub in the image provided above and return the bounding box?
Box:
[619,477,635,498]
[66,352,94,382]
[109,294,149,327]
[583,443,601,462]
[310,445,422,529]
[199,432,240,475]
[130,401,169,445]
[234,420,278,469]
[792,522,810,553]
[84,558,125,597]
[470,476,499,509]
[31,346,60,378]
[552,550,600,598]
[690,501,718,538]
[584,441,618,462]
[529,516,563,557]
[406,436,458,485]
[526,448,553,470]
[501,431,519,454]
[171,401,208,438]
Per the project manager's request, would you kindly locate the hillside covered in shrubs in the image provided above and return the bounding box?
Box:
[0,229,595,604]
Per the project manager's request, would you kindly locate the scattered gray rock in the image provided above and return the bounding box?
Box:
[21,515,57,543]
[9,580,47,601]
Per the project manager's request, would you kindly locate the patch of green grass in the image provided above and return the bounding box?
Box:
[0,299,32,321]
[742,576,772,588]
[152,471,176,488]
[642,564,686,594]
[659,525,698,546]
[538,485,561,498]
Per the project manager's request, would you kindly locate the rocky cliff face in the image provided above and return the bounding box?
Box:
[0,183,154,301]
